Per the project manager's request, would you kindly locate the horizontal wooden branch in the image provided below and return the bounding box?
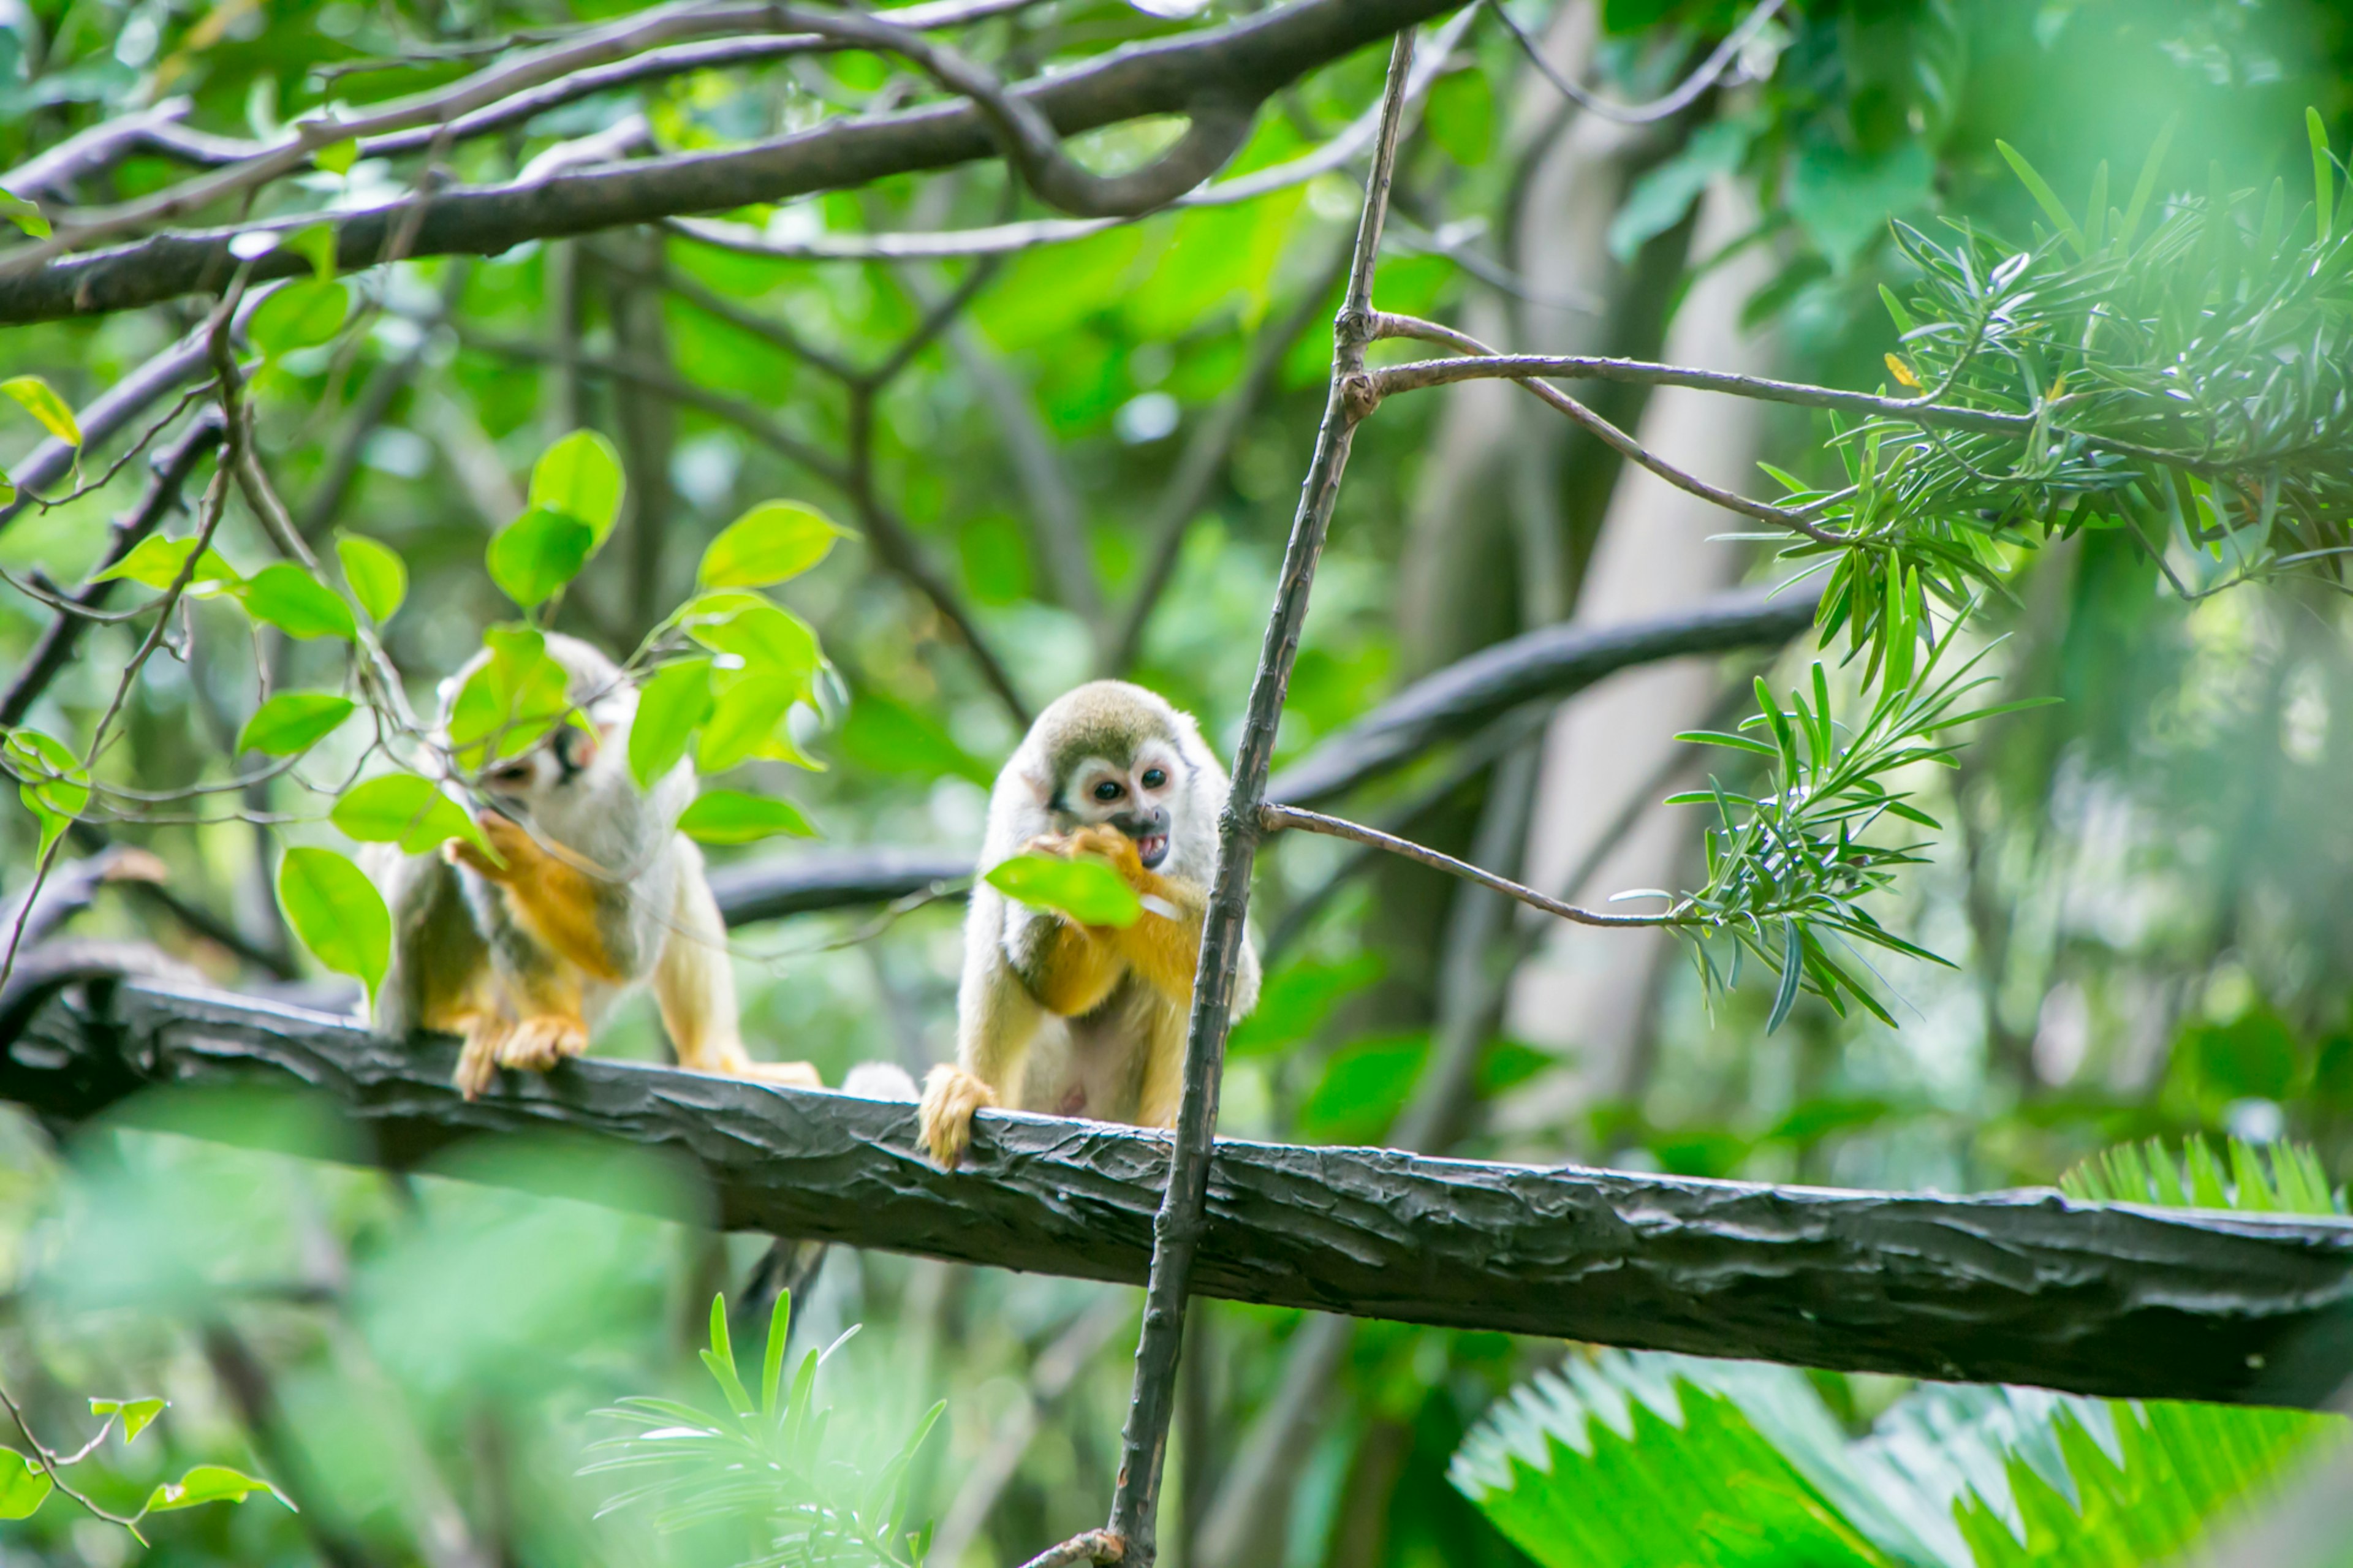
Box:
[707,846,972,923]
[1267,585,1820,804]
[0,0,1457,327]
[11,982,2353,1408]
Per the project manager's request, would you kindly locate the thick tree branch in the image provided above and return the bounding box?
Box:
[707,847,972,924]
[1267,583,1819,805]
[6,982,2353,1409]
[0,0,1463,327]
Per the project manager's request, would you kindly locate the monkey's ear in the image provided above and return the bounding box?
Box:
[1016,766,1052,806]
[559,722,601,770]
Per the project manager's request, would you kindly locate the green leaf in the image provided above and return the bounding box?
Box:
[2118,113,2177,246]
[1997,138,2085,255]
[986,854,1142,928]
[0,1451,51,1520]
[238,562,357,641]
[336,534,407,623]
[0,187,50,240]
[330,773,489,857]
[629,659,713,789]
[698,500,851,588]
[700,1294,756,1417]
[7,728,89,853]
[689,602,821,684]
[528,430,625,545]
[1,376,80,445]
[237,692,355,756]
[91,536,242,593]
[762,1290,792,1414]
[314,138,358,176]
[1609,119,1752,262]
[677,789,818,845]
[2311,106,2335,245]
[248,279,350,359]
[487,506,596,610]
[286,221,338,278]
[447,627,573,767]
[1765,921,1803,1035]
[142,1463,294,1515]
[89,1397,168,1444]
[695,673,801,775]
[278,848,390,1001]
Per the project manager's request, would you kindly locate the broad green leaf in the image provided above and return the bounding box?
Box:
[6,728,89,854]
[286,221,338,278]
[248,279,349,358]
[238,563,357,641]
[142,1463,294,1515]
[528,430,625,545]
[0,188,48,240]
[695,673,799,775]
[0,1452,51,1520]
[90,536,242,594]
[677,789,818,844]
[697,500,851,588]
[447,626,573,766]
[330,773,489,857]
[277,847,390,1001]
[336,534,407,623]
[237,692,354,756]
[689,602,820,684]
[487,505,594,609]
[89,1397,168,1444]
[629,659,713,789]
[1,376,79,445]
[985,854,1141,928]
[314,139,358,176]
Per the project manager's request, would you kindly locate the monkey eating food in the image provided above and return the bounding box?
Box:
[919,680,1260,1169]
[367,634,821,1099]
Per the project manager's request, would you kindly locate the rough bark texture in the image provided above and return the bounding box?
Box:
[0,0,1461,327]
[10,981,2353,1409]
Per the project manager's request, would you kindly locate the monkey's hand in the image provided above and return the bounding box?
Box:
[1065,824,1145,879]
[445,811,536,884]
[498,1013,591,1072]
[919,1064,999,1170]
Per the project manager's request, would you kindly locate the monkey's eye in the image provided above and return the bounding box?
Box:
[488,761,533,786]
[1140,767,1167,789]
[1093,779,1124,802]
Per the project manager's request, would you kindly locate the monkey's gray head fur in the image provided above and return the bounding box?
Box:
[1015,680,1221,874]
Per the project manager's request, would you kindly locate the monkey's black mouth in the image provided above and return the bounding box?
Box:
[1135,831,1169,869]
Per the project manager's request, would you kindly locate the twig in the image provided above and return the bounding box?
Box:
[1017,1530,1125,1568]
[1259,803,1671,927]
[0,1384,143,1537]
[1487,0,1784,126]
[1099,28,1419,1568]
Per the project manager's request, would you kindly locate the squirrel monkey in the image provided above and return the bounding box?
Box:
[919,680,1259,1168]
[368,634,820,1100]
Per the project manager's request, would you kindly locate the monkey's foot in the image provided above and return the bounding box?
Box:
[918,1065,999,1170]
[453,1022,509,1101]
[732,1059,823,1089]
[498,1014,590,1072]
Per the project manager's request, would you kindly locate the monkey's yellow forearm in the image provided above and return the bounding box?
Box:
[451,817,624,982]
[1023,918,1127,1016]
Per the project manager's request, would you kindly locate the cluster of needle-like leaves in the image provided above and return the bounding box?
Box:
[1664,577,2045,1029]
[1764,116,2352,673]
[584,1294,941,1568]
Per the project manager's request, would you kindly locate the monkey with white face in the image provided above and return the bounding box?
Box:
[368,634,819,1099]
[919,680,1260,1168]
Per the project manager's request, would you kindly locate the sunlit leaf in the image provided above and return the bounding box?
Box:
[237,692,355,756]
[629,659,713,789]
[447,626,573,767]
[142,1463,294,1514]
[0,188,49,240]
[330,773,490,857]
[238,563,357,641]
[695,673,799,774]
[487,505,595,609]
[89,1397,168,1444]
[0,1452,51,1520]
[689,602,821,684]
[698,501,851,589]
[6,728,88,855]
[336,534,407,623]
[985,854,1141,928]
[90,536,242,594]
[677,789,817,844]
[286,221,338,278]
[277,848,389,1001]
[528,430,625,545]
[1,376,79,445]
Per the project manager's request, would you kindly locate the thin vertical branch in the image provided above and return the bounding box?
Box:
[1097,29,1418,1568]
